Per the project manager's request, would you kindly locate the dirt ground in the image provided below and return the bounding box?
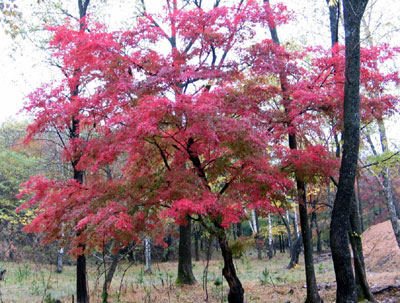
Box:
[362,220,400,273]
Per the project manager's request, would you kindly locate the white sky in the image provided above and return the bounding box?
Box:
[0,0,399,144]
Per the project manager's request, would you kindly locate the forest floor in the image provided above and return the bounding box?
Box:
[0,251,398,303]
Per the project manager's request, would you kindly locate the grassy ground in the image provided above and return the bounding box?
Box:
[0,252,398,302]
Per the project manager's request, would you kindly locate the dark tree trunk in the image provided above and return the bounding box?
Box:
[330,1,368,302]
[163,235,172,262]
[74,2,91,302]
[326,0,340,47]
[287,235,303,269]
[218,233,244,303]
[264,1,322,300]
[74,169,88,303]
[349,194,376,302]
[236,222,242,238]
[194,230,200,262]
[102,253,120,303]
[279,235,284,253]
[293,173,322,303]
[177,218,196,285]
[311,211,322,254]
[77,244,89,303]
[278,212,292,256]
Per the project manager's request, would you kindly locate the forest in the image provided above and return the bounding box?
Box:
[0,0,399,302]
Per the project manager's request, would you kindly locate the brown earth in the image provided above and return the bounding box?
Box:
[362,220,400,273]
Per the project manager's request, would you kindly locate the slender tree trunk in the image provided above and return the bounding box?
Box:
[56,247,64,273]
[144,237,152,273]
[102,253,120,303]
[311,211,322,254]
[268,214,274,259]
[294,175,322,303]
[278,211,292,256]
[330,1,368,302]
[287,235,303,269]
[378,121,400,248]
[349,194,376,302]
[253,210,263,260]
[356,178,365,232]
[194,230,200,262]
[75,169,88,303]
[75,2,91,302]
[218,232,244,303]
[236,222,242,238]
[293,207,300,239]
[177,218,196,285]
[286,210,294,257]
[263,1,322,300]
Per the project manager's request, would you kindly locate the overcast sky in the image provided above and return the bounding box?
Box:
[0,0,399,145]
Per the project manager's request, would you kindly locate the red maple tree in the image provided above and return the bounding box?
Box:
[17,1,400,302]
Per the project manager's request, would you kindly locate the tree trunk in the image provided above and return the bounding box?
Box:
[102,253,120,303]
[268,214,274,259]
[294,175,322,303]
[218,233,244,303]
[77,244,89,303]
[330,1,368,302]
[356,178,365,232]
[349,193,376,302]
[253,210,263,260]
[75,169,88,303]
[56,247,64,273]
[144,237,152,273]
[287,235,303,269]
[74,3,91,302]
[263,1,322,300]
[378,121,400,248]
[286,210,294,257]
[236,222,242,238]
[311,211,322,254]
[194,230,200,262]
[293,207,300,239]
[177,218,196,285]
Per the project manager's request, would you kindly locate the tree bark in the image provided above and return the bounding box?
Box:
[287,235,303,269]
[74,2,91,302]
[378,121,400,248]
[102,253,120,303]
[218,232,244,303]
[176,218,196,285]
[77,243,89,303]
[263,1,322,300]
[194,229,200,262]
[356,177,365,232]
[144,237,152,273]
[286,210,294,258]
[56,247,64,273]
[349,193,376,302]
[268,214,274,259]
[294,174,322,303]
[330,1,368,302]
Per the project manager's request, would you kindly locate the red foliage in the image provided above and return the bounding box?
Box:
[18,1,400,255]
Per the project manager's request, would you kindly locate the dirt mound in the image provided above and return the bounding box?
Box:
[362,220,400,272]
